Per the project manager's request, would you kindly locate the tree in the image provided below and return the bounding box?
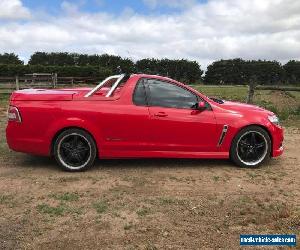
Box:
[29,52,76,66]
[0,53,23,65]
[204,59,284,103]
[136,58,203,83]
[283,60,300,85]
[204,59,245,85]
[28,52,135,73]
[242,60,284,103]
[28,52,51,65]
[204,59,284,87]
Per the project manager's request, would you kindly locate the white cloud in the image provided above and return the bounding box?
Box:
[0,0,31,19]
[0,0,300,69]
[143,0,196,9]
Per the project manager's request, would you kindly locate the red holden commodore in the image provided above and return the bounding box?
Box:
[6,74,283,171]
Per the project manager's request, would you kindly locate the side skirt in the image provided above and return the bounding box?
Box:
[100,150,229,159]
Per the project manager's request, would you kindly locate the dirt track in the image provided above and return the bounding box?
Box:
[0,111,299,249]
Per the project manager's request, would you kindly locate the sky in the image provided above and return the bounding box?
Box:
[0,0,299,69]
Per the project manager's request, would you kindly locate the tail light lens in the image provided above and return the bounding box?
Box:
[7,106,22,122]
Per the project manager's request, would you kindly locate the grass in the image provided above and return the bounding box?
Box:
[194,85,248,101]
[93,200,108,214]
[0,89,299,249]
[158,197,176,205]
[56,176,80,183]
[0,93,9,107]
[0,194,14,205]
[36,203,66,216]
[124,223,134,230]
[36,201,84,217]
[212,176,220,182]
[157,197,186,206]
[50,192,79,202]
[192,85,300,124]
[237,195,252,205]
[137,206,151,217]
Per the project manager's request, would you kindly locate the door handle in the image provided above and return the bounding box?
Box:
[154,112,168,117]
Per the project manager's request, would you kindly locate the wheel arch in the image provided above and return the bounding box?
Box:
[50,126,98,156]
[230,123,273,155]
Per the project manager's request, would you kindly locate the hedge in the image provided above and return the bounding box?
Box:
[0,64,112,79]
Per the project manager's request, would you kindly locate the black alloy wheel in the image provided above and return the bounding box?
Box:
[54,129,97,171]
[230,126,271,168]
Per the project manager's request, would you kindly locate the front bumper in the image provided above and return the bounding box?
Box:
[270,124,284,157]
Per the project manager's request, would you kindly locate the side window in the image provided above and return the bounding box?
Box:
[147,79,198,109]
[133,79,147,106]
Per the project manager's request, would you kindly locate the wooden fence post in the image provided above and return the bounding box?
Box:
[52,73,57,88]
[246,77,257,104]
[15,76,19,90]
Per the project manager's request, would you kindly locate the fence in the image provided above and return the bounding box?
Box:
[1,76,300,93]
[0,75,101,93]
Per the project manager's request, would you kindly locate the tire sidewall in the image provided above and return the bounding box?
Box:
[53,129,97,171]
[230,126,271,168]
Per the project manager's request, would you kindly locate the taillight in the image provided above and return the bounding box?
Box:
[7,106,22,122]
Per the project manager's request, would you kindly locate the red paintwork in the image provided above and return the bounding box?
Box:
[6,74,284,160]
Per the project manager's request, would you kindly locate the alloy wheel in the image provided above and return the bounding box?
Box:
[236,131,268,166]
[57,133,92,170]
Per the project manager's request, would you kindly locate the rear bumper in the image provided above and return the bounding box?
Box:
[6,122,50,156]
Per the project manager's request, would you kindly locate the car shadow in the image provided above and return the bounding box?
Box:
[14,153,234,171]
[93,158,234,170]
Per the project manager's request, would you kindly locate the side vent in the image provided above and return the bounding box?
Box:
[218,125,228,146]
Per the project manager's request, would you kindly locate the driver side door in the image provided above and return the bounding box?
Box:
[144,79,218,153]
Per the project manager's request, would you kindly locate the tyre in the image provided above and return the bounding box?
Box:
[230,126,271,168]
[53,128,97,171]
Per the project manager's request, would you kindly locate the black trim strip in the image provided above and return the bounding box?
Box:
[218,125,228,146]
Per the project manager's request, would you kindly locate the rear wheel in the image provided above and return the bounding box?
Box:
[230,126,271,168]
[53,129,97,171]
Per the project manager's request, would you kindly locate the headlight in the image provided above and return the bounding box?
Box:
[268,115,280,125]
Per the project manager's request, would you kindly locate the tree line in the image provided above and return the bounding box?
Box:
[0,52,299,85]
[204,59,300,86]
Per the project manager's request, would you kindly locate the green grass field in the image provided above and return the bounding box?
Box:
[192,85,300,126]
[193,85,249,101]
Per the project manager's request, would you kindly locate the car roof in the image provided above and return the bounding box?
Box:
[131,73,181,84]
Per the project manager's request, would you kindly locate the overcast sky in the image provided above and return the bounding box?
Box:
[0,0,299,68]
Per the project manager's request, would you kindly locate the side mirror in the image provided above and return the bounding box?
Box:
[198,101,206,110]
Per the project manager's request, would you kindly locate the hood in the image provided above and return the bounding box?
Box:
[218,100,274,115]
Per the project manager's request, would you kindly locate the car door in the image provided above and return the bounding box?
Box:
[145,78,218,153]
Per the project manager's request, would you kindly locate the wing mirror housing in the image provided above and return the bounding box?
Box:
[197,101,206,111]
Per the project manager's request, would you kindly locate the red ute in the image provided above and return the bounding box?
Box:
[6,74,284,171]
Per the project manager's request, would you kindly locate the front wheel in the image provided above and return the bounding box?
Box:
[230,126,271,168]
[53,129,97,171]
